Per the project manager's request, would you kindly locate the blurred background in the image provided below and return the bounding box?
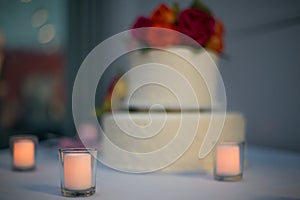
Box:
[0,0,299,151]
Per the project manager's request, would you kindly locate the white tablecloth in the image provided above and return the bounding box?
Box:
[0,144,299,200]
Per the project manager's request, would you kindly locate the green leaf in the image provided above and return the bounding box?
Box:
[190,0,212,15]
[172,2,180,18]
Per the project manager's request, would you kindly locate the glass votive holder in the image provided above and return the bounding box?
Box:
[214,141,244,181]
[58,148,97,197]
[10,135,38,171]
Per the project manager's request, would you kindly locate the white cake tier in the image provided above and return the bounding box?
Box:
[124,47,219,110]
[100,112,245,173]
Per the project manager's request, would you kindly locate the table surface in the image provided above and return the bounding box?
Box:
[0,142,300,200]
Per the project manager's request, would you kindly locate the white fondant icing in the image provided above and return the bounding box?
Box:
[124,47,219,110]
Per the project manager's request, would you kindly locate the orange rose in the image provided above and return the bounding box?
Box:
[205,35,223,53]
[214,19,225,36]
[150,4,176,25]
[146,25,180,47]
[205,19,224,53]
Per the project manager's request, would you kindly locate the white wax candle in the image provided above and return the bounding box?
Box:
[216,145,240,175]
[64,153,92,190]
[13,139,35,168]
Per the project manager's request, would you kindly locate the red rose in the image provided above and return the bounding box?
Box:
[146,25,180,47]
[132,16,152,29]
[178,8,215,46]
[131,16,153,41]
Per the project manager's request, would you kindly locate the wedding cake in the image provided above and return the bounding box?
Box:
[100,47,245,173]
[99,1,245,173]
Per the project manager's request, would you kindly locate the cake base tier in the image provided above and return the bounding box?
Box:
[100,112,245,173]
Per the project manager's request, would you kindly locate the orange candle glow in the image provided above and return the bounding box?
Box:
[13,139,35,168]
[64,153,92,190]
[216,145,240,175]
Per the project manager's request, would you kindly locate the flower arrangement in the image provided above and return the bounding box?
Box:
[97,0,225,116]
[131,0,224,54]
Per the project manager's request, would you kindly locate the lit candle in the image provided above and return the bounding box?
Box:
[64,153,92,190]
[59,148,97,197]
[13,139,35,168]
[214,142,244,181]
[11,135,37,171]
[216,144,240,175]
